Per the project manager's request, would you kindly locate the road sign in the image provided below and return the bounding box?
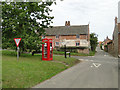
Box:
[14,38,21,60]
[14,38,21,47]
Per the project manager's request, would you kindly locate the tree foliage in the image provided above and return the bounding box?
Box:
[90,33,98,51]
[2,1,55,52]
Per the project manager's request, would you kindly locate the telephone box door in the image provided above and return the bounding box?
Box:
[42,38,53,61]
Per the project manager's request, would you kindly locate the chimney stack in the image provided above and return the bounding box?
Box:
[65,21,70,26]
[65,21,68,26]
[68,21,70,26]
[115,17,118,25]
[107,36,109,40]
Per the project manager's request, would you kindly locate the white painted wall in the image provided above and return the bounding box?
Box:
[118,1,120,23]
[60,39,89,47]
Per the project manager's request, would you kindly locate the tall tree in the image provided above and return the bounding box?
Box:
[90,33,98,51]
[2,1,55,53]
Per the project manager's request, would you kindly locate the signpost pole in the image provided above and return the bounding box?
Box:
[17,46,19,60]
[64,45,67,58]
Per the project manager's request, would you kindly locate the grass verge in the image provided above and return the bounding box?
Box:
[2,50,80,88]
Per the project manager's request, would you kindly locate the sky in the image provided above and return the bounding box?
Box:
[50,0,120,41]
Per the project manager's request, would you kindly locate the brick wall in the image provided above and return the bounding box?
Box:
[111,24,119,57]
[77,48,89,54]
[118,23,120,56]
[46,35,88,48]
[107,42,114,55]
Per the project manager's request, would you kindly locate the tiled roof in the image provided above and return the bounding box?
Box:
[45,25,89,35]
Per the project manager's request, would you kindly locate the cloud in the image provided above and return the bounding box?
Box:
[50,0,120,41]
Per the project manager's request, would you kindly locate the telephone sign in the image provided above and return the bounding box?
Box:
[42,38,53,61]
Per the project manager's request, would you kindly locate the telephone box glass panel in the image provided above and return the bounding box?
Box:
[44,43,47,58]
[50,43,52,58]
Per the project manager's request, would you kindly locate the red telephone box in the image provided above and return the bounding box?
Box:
[42,38,53,61]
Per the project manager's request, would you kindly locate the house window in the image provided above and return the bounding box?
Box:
[55,42,59,46]
[76,42,80,46]
[56,35,59,39]
[42,35,45,39]
[76,34,80,38]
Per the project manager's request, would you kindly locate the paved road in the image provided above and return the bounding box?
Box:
[33,47,118,88]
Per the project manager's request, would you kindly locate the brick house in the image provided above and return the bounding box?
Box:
[118,22,120,57]
[102,2,120,57]
[105,2,120,57]
[112,17,119,57]
[103,36,112,46]
[43,21,90,54]
[103,36,112,52]
[107,17,120,57]
[107,40,113,54]
[118,1,120,57]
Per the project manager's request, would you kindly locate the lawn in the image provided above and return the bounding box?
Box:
[2,50,80,88]
[53,50,96,56]
[0,51,1,89]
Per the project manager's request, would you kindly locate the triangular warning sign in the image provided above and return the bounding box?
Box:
[14,38,21,47]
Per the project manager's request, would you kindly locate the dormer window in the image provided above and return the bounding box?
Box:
[76,34,80,38]
[56,35,59,39]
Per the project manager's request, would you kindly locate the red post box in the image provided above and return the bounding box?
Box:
[42,38,53,61]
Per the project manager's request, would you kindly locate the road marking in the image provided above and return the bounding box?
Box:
[93,63,101,68]
[88,56,95,57]
[79,59,84,61]
[79,59,94,62]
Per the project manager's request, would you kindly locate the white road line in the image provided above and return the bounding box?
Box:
[88,56,95,57]
[85,59,88,61]
[79,59,94,62]
[79,59,84,61]
[93,63,101,68]
[90,60,93,62]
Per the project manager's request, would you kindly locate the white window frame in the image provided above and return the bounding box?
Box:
[55,42,59,46]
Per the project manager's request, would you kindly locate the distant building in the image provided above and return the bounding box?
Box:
[43,21,90,54]
[103,36,112,52]
[112,17,119,57]
[109,16,120,57]
[105,2,120,57]
[103,36,112,46]
[118,1,120,57]
[99,41,102,46]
